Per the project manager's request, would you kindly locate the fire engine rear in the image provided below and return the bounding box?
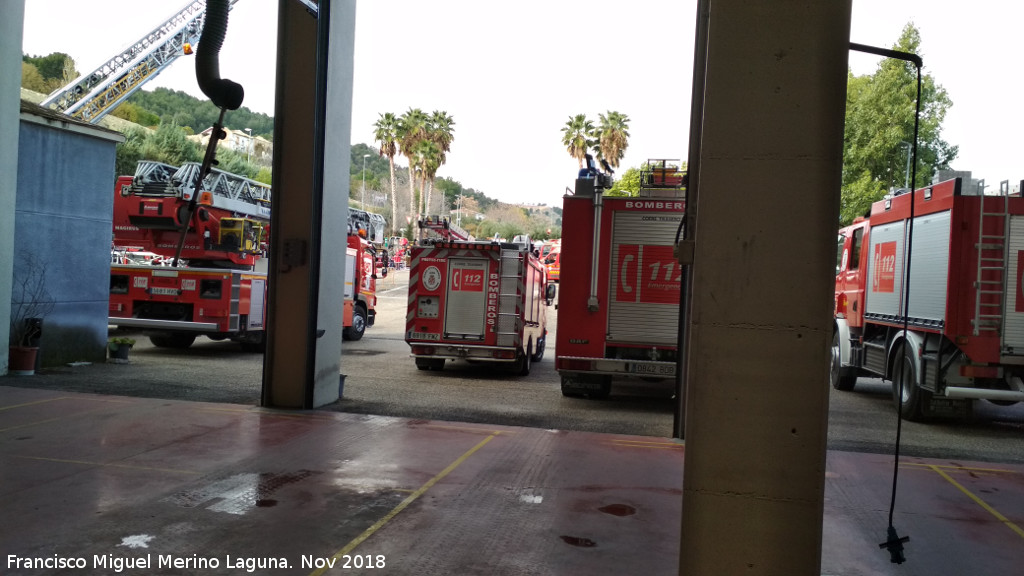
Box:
[406,238,555,374]
[555,158,686,398]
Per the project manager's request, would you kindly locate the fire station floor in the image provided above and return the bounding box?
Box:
[2,384,1023,576]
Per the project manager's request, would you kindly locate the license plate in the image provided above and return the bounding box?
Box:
[150,287,179,296]
[409,331,440,341]
[630,363,674,376]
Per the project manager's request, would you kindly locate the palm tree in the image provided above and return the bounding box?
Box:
[561,114,594,168]
[594,111,630,169]
[413,139,442,217]
[373,112,400,235]
[426,111,455,216]
[398,108,428,222]
[429,110,455,160]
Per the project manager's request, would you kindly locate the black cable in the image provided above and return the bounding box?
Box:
[850,42,921,565]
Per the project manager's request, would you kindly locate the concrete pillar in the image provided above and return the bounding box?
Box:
[262,0,356,408]
[680,1,851,574]
[0,1,25,374]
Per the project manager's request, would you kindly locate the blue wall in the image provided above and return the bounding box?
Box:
[13,117,120,366]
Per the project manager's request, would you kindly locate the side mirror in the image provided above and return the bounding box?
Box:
[545,283,557,305]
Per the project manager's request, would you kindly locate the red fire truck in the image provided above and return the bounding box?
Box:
[109,160,378,349]
[833,172,1024,419]
[405,237,556,374]
[555,158,686,398]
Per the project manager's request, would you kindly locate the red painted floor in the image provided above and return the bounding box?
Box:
[1,386,1021,575]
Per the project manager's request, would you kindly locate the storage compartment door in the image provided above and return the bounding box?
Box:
[607,211,682,345]
[444,258,488,338]
[1002,216,1024,352]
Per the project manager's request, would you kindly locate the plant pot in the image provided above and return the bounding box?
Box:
[8,346,39,376]
[108,344,132,363]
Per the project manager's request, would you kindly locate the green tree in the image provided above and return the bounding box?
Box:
[412,139,442,216]
[424,110,455,215]
[606,166,642,197]
[141,122,202,167]
[374,112,401,234]
[561,114,594,168]
[841,23,956,224]
[110,102,160,127]
[22,52,77,88]
[593,111,630,169]
[398,108,429,219]
[21,62,47,92]
[114,126,150,176]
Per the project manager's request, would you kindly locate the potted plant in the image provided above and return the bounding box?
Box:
[107,336,136,363]
[8,252,55,376]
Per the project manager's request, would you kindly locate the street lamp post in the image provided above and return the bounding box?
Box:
[244,128,253,163]
[362,154,370,209]
[900,141,912,190]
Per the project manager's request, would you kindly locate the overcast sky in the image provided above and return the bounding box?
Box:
[20,1,1024,204]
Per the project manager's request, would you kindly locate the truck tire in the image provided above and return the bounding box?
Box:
[149,333,196,349]
[514,344,532,376]
[240,333,266,353]
[343,304,367,341]
[561,374,611,399]
[830,332,857,391]
[530,334,546,362]
[892,344,930,421]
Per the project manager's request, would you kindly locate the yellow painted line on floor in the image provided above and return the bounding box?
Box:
[0,406,115,433]
[0,396,129,412]
[609,439,683,450]
[10,455,199,475]
[309,433,499,576]
[197,407,337,421]
[422,424,514,435]
[927,464,1024,540]
[903,462,1022,475]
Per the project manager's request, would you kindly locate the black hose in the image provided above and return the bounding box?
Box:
[196,0,244,110]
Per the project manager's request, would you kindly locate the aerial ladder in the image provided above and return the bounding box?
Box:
[417,215,474,242]
[40,0,241,124]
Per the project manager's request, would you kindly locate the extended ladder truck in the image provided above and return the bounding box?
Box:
[41,0,241,124]
[109,161,380,347]
[109,160,272,350]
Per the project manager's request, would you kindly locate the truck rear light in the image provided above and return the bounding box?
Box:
[560,359,593,371]
[411,346,436,355]
[960,365,999,379]
[109,302,123,313]
[492,350,516,360]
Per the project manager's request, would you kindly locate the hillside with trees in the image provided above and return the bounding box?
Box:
[20,50,560,240]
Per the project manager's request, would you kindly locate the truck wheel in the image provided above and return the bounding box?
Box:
[343,305,367,341]
[149,333,196,349]
[240,333,266,353]
[514,344,532,376]
[830,332,857,391]
[530,334,546,362]
[892,344,930,420]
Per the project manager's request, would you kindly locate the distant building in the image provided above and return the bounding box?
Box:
[190,127,273,167]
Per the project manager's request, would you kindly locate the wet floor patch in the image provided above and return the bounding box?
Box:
[598,503,636,517]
